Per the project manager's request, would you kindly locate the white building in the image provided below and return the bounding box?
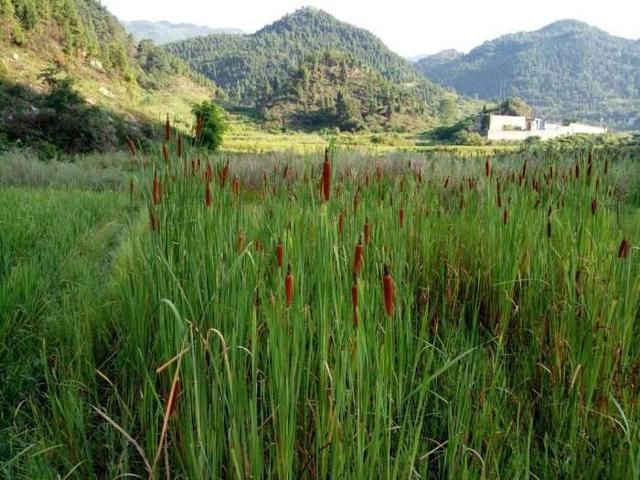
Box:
[486,115,607,141]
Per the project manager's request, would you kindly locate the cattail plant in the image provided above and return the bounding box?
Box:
[383,264,395,317]
[237,231,245,253]
[164,115,171,142]
[591,198,598,216]
[338,210,345,236]
[232,176,240,196]
[149,209,159,232]
[497,181,502,208]
[485,159,491,178]
[354,236,364,275]
[219,161,230,187]
[205,183,212,208]
[152,173,162,205]
[354,189,361,212]
[276,240,283,269]
[322,148,331,201]
[503,208,509,226]
[399,207,405,228]
[162,142,169,163]
[177,135,183,159]
[618,239,631,259]
[285,264,294,306]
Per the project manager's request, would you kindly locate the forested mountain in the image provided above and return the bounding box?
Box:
[257,50,453,132]
[0,0,213,154]
[416,20,640,129]
[165,7,461,120]
[123,20,242,45]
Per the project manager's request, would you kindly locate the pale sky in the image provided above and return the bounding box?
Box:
[102,0,639,57]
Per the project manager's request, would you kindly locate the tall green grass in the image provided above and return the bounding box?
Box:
[1,144,638,478]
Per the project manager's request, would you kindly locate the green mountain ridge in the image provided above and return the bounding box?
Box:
[416,20,640,129]
[165,7,465,121]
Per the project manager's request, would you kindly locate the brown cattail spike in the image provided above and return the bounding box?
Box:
[285,264,294,306]
[162,142,169,163]
[153,173,161,205]
[205,183,212,208]
[364,218,371,245]
[618,239,631,259]
[164,115,171,142]
[276,241,283,268]
[383,264,395,317]
[354,236,364,275]
[237,231,245,253]
[322,147,331,202]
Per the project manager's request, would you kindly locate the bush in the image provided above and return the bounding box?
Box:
[192,101,228,152]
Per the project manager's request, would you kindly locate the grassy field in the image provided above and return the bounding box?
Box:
[0,142,638,478]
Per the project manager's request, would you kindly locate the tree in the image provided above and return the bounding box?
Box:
[192,101,228,152]
[438,96,458,124]
[334,90,362,131]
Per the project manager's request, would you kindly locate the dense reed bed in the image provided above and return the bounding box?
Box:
[1,136,639,478]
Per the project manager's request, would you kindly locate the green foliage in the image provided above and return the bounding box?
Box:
[252,51,438,132]
[192,101,228,151]
[38,67,84,109]
[417,20,640,129]
[0,73,153,156]
[166,7,453,117]
[334,90,362,131]
[2,149,639,478]
[428,117,486,145]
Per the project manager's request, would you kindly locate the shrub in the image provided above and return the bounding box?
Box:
[192,101,228,152]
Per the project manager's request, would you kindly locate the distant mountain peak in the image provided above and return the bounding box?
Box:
[539,19,592,34]
[167,8,453,114]
[123,20,242,44]
[415,19,640,129]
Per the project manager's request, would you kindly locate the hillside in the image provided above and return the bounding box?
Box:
[123,20,242,44]
[259,50,446,132]
[0,0,214,154]
[165,7,463,121]
[416,20,640,129]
